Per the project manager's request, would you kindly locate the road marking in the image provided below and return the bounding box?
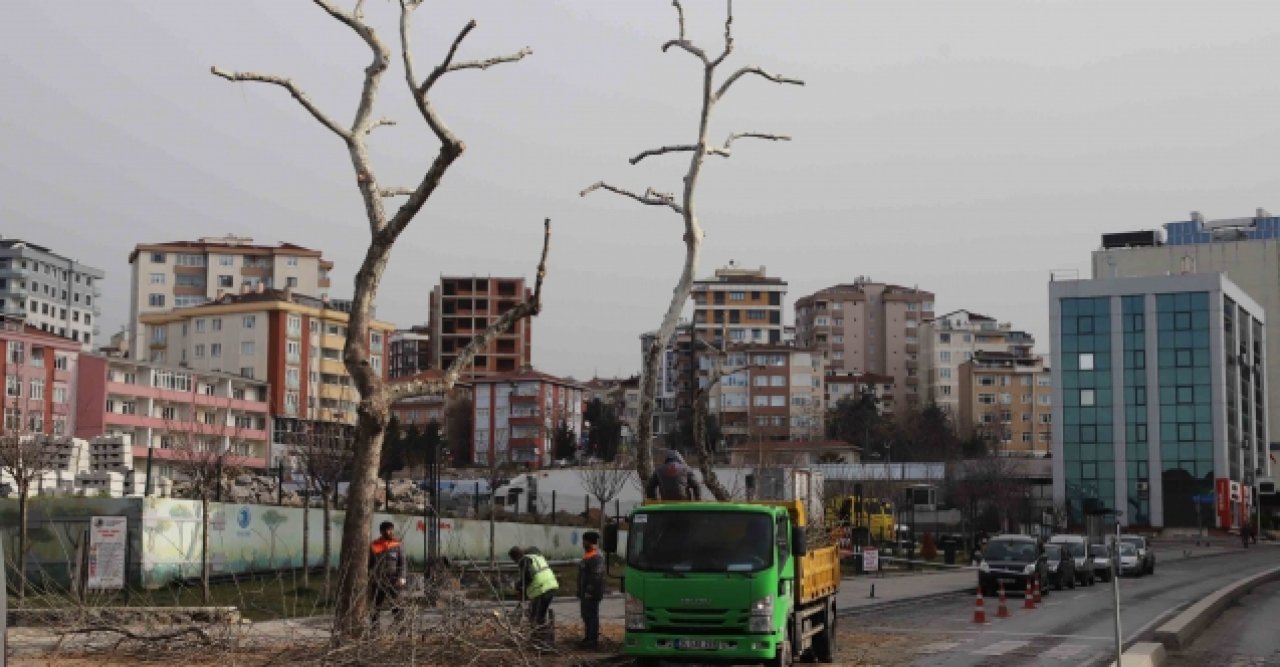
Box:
[1073,593,1087,600]
[1043,643,1091,659]
[916,641,963,654]
[864,627,1112,641]
[973,640,1029,655]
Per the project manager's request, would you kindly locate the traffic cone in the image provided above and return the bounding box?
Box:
[996,582,1010,618]
[1023,580,1036,609]
[973,587,987,624]
[1033,578,1043,604]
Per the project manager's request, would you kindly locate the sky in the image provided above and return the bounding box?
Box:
[4,1,1280,380]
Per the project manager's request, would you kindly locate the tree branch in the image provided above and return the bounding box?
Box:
[629,144,698,165]
[447,48,534,74]
[364,117,397,135]
[672,0,686,41]
[379,187,415,197]
[387,219,552,402]
[714,66,805,102]
[661,39,709,64]
[710,0,734,67]
[579,182,684,214]
[209,67,351,141]
[705,132,792,158]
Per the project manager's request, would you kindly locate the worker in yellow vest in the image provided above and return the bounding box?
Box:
[509,545,559,644]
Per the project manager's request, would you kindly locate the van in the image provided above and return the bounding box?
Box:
[1047,534,1096,586]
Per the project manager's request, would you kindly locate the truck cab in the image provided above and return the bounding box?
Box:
[617,501,839,666]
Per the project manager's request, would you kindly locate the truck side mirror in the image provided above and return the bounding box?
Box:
[792,525,807,558]
[603,523,619,555]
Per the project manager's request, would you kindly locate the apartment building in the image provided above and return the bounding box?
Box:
[639,323,692,439]
[429,276,532,375]
[128,235,333,359]
[707,344,824,446]
[470,369,585,467]
[1050,273,1268,529]
[0,317,82,437]
[794,278,934,412]
[0,238,104,347]
[690,262,787,347]
[956,351,1052,455]
[389,326,431,379]
[920,310,1036,416]
[76,356,271,484]
[1093,212,1280,462]
[824,370,895,415]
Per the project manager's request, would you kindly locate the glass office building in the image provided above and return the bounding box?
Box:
[1049,274,1268,529]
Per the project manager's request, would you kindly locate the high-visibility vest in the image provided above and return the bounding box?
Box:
[525,553,558,599]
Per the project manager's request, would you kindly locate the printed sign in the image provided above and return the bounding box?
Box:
[862,546,879,573]
[87,515,127,589]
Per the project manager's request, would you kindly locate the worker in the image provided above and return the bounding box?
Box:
[369,521,407,628]
[509,545,559,645]
[576,531,606,649]
[645,449,701,500]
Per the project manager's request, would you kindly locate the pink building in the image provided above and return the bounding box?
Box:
[76,355,271,480]
[470,369,585,467]
[0,317,80,437]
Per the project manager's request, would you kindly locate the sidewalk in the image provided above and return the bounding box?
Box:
[838,568,977,611]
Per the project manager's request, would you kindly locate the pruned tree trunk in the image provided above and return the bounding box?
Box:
[322,491,333,599]
[200,495,211,604]
[302,497,311,589]
[211,1,544,640]
[582,1,802,493]
[17,485,28,602]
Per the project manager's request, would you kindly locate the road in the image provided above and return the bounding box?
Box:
[1165,577,1280,666]
[838,546,1279,666]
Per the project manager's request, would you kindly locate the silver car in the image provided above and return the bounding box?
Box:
[1119,535,1155,574]
[1117,542,1143,576]
[1089,544,1113,582]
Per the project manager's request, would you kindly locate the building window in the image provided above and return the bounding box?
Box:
[730,291,745,301]
[195,344,205,358]
[978,393,995,404]
[287,276,298,288]
[240,367,255,379]
[1080,389,1096,406]
[218,275,234,288]
[219,255,234,266]
[287,257,299,267]
[148,293,165,307]
[939,368,952,379]
[243,315,256,328]
[1079,352,1094,370]
[150,273,166,285]
[939,351,951,362]
[151,252,166,263]
[210,343,222,358]
[241,341,256,356]
[212,318,222,331]
[940,385,952,396]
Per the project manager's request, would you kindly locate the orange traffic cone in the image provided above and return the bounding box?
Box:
[973,587,987,624]
[1023,580,1036,609]
[996,582,1010,618]
[1033,578,1043,604]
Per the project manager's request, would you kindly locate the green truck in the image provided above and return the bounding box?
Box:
[606,500,840,666]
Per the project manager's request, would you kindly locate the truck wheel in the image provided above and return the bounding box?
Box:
[813,601,837,663]
[767,639,792,667]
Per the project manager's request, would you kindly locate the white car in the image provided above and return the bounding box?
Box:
[1117,543,1143,576]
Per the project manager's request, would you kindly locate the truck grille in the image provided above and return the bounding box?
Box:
[647,608,748,629]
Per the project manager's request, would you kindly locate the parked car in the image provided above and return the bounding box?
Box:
[1117,542,1144,576]
[978,534,1048,597]
[1044,543,1077,590]
[1119,535,1155,574]
[1048,534,1096,586]
[1089,544,1113,582]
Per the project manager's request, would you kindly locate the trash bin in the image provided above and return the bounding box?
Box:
[940,535,959,565]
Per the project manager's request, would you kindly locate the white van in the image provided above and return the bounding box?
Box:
[1048,534,1096,586]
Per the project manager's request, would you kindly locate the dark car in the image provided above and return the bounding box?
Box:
[978,535,1047,597]
[1044,543,1076,590]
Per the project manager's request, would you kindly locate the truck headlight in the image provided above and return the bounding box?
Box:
[1023,564,1036,575]
[625,594,647,631]
[748,595,774,633]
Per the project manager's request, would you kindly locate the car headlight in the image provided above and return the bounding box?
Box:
[625,594,647,630]
[1048,563,1058,572]
[748,595,774,633]
[1023,563,1036,575]
[979,561,990,573]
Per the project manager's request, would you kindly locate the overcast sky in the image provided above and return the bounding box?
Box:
[4,1,1280,379]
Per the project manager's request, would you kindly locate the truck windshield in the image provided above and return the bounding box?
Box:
[627,511,774,573]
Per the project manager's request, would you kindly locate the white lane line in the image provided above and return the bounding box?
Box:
[1073,593,1087,600]
[973,640,1029,656]
[916,641,963,654]
[1043,643,1091,659]
[863,626,1112,640]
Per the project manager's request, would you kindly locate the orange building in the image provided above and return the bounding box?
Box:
[429,277,532,376]
[957,350,1052,455]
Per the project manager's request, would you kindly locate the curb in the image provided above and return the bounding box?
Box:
[1151,564,1280,652]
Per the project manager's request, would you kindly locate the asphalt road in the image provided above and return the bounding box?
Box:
[842,546,1280,666]
[1165,577,1280,666]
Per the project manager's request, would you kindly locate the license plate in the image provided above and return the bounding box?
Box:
[675,639,718,650]
[999,578,1017,584]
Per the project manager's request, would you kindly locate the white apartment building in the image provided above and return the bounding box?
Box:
[0,238,104,347]
[127,235,333,360]
[919,310,1036,415]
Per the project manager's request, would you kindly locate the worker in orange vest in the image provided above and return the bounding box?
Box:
[369,521,407,628]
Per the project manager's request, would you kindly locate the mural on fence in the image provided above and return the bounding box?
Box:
[2,497,622,588]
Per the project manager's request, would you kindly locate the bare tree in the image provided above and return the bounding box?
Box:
[577,457,634,533]
[211,1,548,637]
[581,0,802,487]
[0,340,56,602]
[291,419,353,597]
[168,422,247,605]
